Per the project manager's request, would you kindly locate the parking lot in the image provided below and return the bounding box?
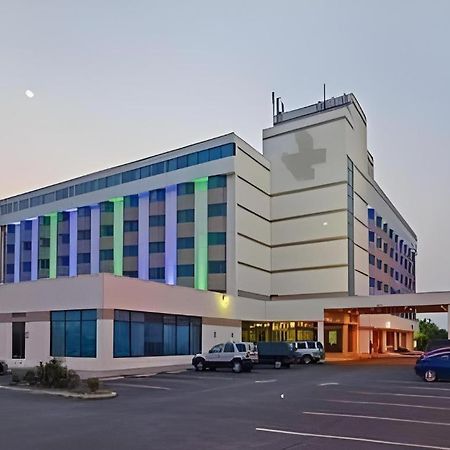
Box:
[1,358,450,449]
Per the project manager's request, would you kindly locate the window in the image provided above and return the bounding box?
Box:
[78,230,91,240]
[177,183,194,196]
[22,262,31,272]
[224,342,235,352]
[100,225,114,237]
[384,284,389,293]
[369,254,375,265]
[368,231,375,242]
[6,264,14,274]
[390,248,394,258]
[149,242,165,253]
[100,249,113,261]
[177,264,194,277]
[177,237,194,249]
[12,322,25,359]
[124,195,139,208]
[384,264,388,273]
[177,209,195,223]
[123,271,138,278]
[123,245,138,257]
[208,175,227,189]
[208,203,226,217]
[78,253,90,264]
[208,232,226,245]
[149,189,165,202]
[113,310,201,358]
[7,244,14,254]
[368,209,375,220]
[149,215,165,227]
[58,256,69,266]
[208,261,226,274]
[149,267,165,280]
[51,310,97,358]
[369,277,375,288]
[124,221,138,233]
[23,241,32,251]
[376,237,382,249]
[377,281,382,290]
[383,243,388,254]
[390,267,394,277]
[376,259,382,270]
[376,216,382,228]
[78,206,90,217]
[24,221,33,230]
[60,234,70,244]
[122,169,140,184]
[100,202,114,213]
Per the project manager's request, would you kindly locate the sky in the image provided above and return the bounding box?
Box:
[1,1,449,327]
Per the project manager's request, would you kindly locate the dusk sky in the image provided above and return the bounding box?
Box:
[1,1,449,326]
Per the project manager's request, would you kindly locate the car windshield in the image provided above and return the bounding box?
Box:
[236,344,246,352]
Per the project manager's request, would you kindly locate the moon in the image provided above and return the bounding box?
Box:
[25,90,35,98]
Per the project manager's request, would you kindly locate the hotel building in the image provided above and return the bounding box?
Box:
[0,93,422,371]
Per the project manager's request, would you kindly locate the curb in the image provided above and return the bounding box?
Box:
[0,384,117,400]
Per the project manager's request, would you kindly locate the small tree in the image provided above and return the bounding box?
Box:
[415,319,448,351]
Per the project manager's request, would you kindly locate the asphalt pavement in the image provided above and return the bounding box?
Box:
[1,358,449,449]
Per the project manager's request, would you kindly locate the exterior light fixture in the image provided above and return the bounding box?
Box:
[323,222,328,226]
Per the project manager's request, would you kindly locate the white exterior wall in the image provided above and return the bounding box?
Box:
[0,322,11,360]
[202,324,242,352]
[235,143,271,298]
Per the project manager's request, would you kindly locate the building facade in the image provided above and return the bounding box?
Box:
[0,93,421,370]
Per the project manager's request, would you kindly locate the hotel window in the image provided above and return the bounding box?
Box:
[383,243,388,254]
[208,203,227,217]
[369,277,375,288]
[377,281,382,290]
[208,261,226,274]
[208,232,226,246]
[113,310,201,358]
[149,242,165,253]
[149,215,165,227]
[149,267,165,280]
[50,310,97,358]
[177,237,194,249]
[177,209,195,223]
[369,254,375,265]
[384,264,388,274]
[177,264,194,277]
[376,216,382,228]
[123,245,138,257]
[368,231,375,242]
[376,237,382,249]
[384,284,389,293]
[376,259,382,270]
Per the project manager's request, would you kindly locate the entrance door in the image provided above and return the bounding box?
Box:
[12,322,25,359]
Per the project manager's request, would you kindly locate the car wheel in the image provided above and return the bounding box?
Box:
[302,355,312,365]
[424,369,437,382]
[232,360,243,373]
[194,359,206,372]
[274,360,282,369]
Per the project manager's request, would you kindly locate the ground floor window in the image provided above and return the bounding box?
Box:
[242,321,317,343]
[12,322,25,359]
[51,310,97,358]
[113,310,201,358]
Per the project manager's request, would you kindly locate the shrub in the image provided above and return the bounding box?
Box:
[67,370,81,390]
[11,373,20,384]
[86,378,100,393]
[24,369,37,385]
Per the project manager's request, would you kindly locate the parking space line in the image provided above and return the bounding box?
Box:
[351,391,450,400]
[108,383,171,391]
[319,382,339,386]
[255,428,450,449]
[255,379,277,384]
[327,400,450,411]
[303,411,450,427]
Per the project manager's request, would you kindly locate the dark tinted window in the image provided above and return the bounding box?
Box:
[224,343,235,352]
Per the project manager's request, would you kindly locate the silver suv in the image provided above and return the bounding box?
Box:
[192,342,253,373]
[294,341,325,364]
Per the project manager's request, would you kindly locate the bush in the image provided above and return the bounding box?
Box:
[67,370,81,390]
[36,359,80,390]
[11,373,20,384]
[86,378,100,393]
[24,369,38,385]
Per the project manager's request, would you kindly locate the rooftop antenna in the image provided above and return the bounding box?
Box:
[271,92,275,118]
[323,83,326,110]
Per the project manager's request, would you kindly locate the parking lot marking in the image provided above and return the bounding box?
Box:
[109,383,171,391]
[328,399,450,411]
[255,379,277,384]
[255,428,450,449]
[303,411,450,427]
[100,376,124,381]
[352,391,450,400]
[319,382,339,386]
